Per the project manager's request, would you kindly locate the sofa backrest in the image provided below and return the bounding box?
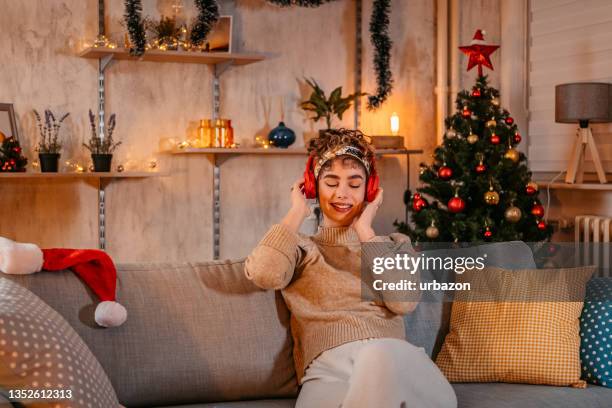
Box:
[5,260,297,407]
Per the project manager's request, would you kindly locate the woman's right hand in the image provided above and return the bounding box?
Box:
[282,178,311,233]
[290,178,311,218]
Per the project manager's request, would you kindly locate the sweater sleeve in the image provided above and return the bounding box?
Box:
[362,232,421,316]
[244,223,303,290]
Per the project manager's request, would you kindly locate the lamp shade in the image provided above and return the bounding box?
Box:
[555,82,611,123]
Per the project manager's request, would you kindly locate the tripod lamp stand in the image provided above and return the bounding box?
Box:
[555,82,611,184]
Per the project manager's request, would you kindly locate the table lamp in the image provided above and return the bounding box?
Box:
[555,82,611,184]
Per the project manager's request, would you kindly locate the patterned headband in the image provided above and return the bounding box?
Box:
[313,145,371,179]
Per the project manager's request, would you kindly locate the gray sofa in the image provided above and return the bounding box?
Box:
[2,242,611,407]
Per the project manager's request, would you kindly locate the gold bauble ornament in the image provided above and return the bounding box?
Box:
[426,225,440,239]
[505,206,522,223]
[484,188,500,205]
[467,133,479,144]
[486,118,497,128]
[504,148,520,163]
[0,131,6,143]
[492,97,500,106]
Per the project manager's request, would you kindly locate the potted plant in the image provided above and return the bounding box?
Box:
[84,110,121,172]
[34,109,69,172]
[300,78,365,133]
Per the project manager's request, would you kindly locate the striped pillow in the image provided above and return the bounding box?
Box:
[435,266,595,388]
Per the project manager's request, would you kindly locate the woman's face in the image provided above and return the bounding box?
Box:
[317,156,367,227]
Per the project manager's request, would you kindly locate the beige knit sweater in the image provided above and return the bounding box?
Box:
[244,223,418,383]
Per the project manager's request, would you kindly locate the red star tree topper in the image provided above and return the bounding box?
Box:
[459,29,499,77]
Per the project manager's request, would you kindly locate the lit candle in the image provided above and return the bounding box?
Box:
[390,112,400,136]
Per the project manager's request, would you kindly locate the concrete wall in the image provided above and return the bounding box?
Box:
[0,0,435,261]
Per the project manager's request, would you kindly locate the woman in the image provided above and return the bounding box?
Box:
[245,129,456,408]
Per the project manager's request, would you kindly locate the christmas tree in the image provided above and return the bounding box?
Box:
[396,29,552,243]
[0,135,28,172]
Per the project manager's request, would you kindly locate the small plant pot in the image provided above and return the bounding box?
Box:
[39,153,60,173]
[91,154,113,172]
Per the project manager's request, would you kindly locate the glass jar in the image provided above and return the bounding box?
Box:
[198,119,212,148]
[213,119,226,147]
[225,119,234,147]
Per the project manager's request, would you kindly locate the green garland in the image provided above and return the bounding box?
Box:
[124,0,146,56]
[124,0,220,54]
[267,0,393,110]
[191,0,220,46]
[367,0,392,110]
[266,0,334,6]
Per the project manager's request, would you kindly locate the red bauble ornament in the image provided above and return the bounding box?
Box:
[531,203,545,218]
[484,227,493,238]
[448,196,466,213]
[537,220,547,231]
[462,106,471,118]
[472,88,481,97]
[526,182,538,195]
[413,196,428,212]
[513,132,522,144]
[490,134,500,144]
[475,163,486,173]
[505,117,514,125]
[438,166,453,180]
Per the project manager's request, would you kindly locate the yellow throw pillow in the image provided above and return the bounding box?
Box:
[435,265,595,388]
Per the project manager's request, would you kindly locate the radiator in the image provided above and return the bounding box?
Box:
[575,215,612,278]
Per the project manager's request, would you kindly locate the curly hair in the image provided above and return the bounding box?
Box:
[307,128,375,173]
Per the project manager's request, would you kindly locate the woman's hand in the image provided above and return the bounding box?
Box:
[352,188,383,242]
[281,178,311,233]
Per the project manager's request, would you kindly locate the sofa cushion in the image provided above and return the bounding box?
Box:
[436,265,595,387]
[5,260,297,407]
[404,241,537,359]
[0,277,119,408]
[580,277,612,388]
[453,383,612,408]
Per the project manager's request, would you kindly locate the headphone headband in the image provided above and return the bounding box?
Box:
[313,145,371,179]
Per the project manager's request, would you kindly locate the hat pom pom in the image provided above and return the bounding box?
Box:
[95,301,127,327]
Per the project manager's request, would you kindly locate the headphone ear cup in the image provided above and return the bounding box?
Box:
[303,156,317,199]
[366,169,379,202]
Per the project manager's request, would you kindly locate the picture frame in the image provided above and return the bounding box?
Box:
[205,15,232,53]
[0,103,19,141]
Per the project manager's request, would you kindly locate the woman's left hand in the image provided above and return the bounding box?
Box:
[352,188,383,242]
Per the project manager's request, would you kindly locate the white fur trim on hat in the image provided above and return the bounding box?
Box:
[95,301,127,327]
[0,237,43,275]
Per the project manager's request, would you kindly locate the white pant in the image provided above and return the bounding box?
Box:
[296,338,457,408]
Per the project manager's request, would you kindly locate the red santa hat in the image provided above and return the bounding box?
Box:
[470,29,487,45]
[0,237,127,327]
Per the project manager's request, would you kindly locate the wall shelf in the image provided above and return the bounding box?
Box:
[171,147,423,156]
[171,147,423,259]
[79,47,266,66]
[0,171,166,179]
[537,181,612,191]
[0,171,169,250]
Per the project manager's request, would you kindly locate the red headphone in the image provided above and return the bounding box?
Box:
[302,153,379,202]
